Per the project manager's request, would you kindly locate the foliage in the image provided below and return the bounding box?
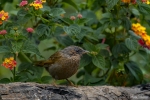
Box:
[0,0,150,86]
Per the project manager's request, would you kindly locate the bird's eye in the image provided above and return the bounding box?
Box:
[75,49,82,53]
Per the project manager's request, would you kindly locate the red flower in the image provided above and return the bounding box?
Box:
[26,27,34,33]
[141,0,147,3]
[70,16,76,20]
[20,0,28,7]
[77,14,82,19]
[138,39,150,49]
[101,38,106,44]
[0,30,7,35]
[138,39,145,46]
[131,0,136,4]
[1,57,17,70]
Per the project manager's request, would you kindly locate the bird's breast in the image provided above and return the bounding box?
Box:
[47,56,80,80]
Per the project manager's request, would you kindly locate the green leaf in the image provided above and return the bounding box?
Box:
[41,5,51,12]
[63,24,83,41]
[43,46,56,51]
[131,8,140,16]
[80,54,92,68]
[56,35,74,46]
[85,34,99,42]
[18,62,31,72]
[100,18,110,24]
[100,49,110,57]
[77,18,92,25]
[106,0,119,10]
[97,44,109,49]
[128,30,141,39]
[18,62,44,79]
[36,24,50,37]
[0,78,10,83]
[138,3,150,15]
[50,8,65,17]
[63,24,81,36]
[83,42,100,51]
[17,9,28,18]
[0,46,11,53]
[82,10,97,25]
[84,71,102,85]
[11,41,23,53]
[110,56,119,68]
[60,18,73,25]
[41,76,51,83]
[122,17,131,30]
[124,61,143,81]
[22,41,41,56]
[92,54,105,69]
[112,43,130,58]
[102,13,112,18]
[125,38,139,51]
[62,0,79,11]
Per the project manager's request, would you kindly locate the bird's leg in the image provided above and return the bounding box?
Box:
[52,79,57,87]
[66,79,77,87]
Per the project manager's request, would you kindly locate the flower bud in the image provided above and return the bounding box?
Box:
[70,16,76,20]
[20,0,28,7]
[0,30,7,35]
[26,27,34,33]
[77,14,82,19]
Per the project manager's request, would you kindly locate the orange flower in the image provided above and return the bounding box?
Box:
[30,0,45,10]
[41,0,46,3]
[122,0,131,3]
[132,23,150,49]
[1,57,17,70]
[0,10,8,25]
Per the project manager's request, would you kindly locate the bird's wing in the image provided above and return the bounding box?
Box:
[47,51,62,63]
[34,51,62,67]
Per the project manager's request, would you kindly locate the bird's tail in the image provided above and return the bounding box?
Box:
[33,60,52,67]
[34,60,46,67]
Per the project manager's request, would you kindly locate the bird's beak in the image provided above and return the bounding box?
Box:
[83,50,90,54]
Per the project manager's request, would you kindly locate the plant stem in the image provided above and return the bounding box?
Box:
[13,67,16,81]
[13,53,17,81]
[18,52,32,63]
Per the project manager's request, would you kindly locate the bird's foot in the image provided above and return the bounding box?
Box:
[66,79,78,87]
[52,79,57,87]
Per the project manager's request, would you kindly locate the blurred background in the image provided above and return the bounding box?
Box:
[0,0,150,86]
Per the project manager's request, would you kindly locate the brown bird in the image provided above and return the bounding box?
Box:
[34,46,89,86]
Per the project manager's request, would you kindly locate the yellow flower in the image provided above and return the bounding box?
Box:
[1,57,17,70]
[0,10,8,24]
[29,0,44,10]
[147,1,150,4]
[4,58,10,63]
[9,57,14,60]
[122,0,131,3]
[132,23,150,49]
[42,0,46,3]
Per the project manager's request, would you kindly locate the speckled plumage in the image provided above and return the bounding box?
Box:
[35,46,89,86]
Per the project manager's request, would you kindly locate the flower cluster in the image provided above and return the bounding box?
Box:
[1,57,17,70]
[26,27,34,33]
[0,10,8,25]
[121,0,150,4]
[132,23,150,49]
[0,30,7,35]
[70,14,83,20]
[141,0,150,4]
[19,0,46,10]
[20,0,28,7]
[121,0,136,4]
[121,0,131,3]
[30,0,46,10]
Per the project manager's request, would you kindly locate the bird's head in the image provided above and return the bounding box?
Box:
[62,46,89,57]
